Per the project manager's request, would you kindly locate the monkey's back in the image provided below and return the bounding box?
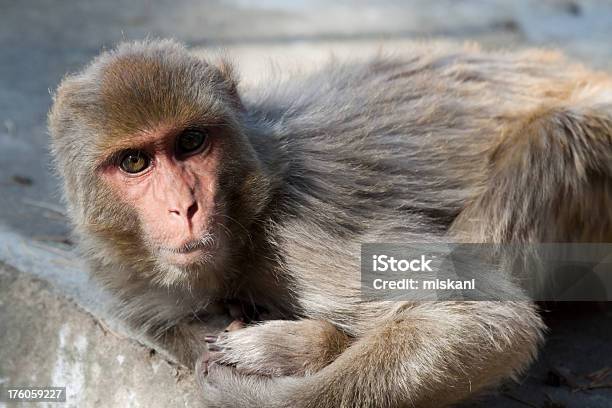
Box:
[243,43,612,238]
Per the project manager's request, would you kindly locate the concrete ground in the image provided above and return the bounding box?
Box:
[1,1,611,407]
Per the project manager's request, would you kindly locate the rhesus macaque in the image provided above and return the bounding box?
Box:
[49,40,612,407]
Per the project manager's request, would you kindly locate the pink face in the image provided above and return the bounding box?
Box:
[100,125,221,267]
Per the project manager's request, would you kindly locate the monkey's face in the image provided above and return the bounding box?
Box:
[98,125,224,268]
[49,40,270,287]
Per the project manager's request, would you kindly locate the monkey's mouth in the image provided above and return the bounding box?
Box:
[158,234,216,264]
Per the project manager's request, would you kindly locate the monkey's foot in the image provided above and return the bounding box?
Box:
[200,319,350,377]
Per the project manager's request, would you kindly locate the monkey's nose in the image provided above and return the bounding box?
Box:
[169,201,199,222]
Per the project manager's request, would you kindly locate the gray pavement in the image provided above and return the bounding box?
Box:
[1,1,612,407]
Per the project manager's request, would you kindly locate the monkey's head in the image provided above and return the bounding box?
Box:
[49,40,271,288]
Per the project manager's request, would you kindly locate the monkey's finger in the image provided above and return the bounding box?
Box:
[205,335,218,343]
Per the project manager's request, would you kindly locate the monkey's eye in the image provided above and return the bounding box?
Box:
[119,150,151,174]
[176,129,208,156]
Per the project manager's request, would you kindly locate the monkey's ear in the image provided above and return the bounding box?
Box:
[215,58,244,111]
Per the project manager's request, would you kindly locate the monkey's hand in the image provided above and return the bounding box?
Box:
[201,319,350,377]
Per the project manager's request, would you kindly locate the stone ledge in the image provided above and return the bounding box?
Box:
[0,262,203,408]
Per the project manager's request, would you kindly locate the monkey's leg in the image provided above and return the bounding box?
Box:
[452,100,612,242]
[199,302,543,408]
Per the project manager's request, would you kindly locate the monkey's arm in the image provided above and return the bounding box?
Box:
[199,302,542,408]
[199,101,612,407]
[202,319,350,377]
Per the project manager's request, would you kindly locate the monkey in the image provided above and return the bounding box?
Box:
[48,39,612,407]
